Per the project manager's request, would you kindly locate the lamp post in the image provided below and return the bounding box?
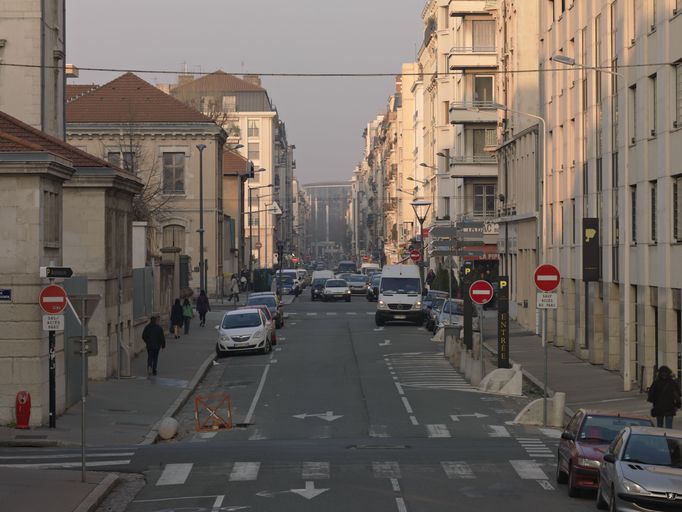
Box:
[411,199,432,289]
[196,144,207,293]
[551,54,631,391]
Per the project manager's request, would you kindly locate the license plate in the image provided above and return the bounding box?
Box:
[394,315,406,319]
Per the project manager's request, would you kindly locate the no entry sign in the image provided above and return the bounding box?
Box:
[469,280,494,305]
[534,264,561,292]
[39,285,68,314]
[410,250,421,262]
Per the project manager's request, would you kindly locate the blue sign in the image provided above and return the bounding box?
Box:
[0,289,11,302]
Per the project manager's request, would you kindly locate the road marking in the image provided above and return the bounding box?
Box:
[374,327,385,331]
[426,424,451,438]
[326,312,337,316]
[275,347,283,352]
[0,460,131,469]
[390,477,401,491]
[369,425,390,438]
[510,460,548,480]
[395,497,408,512]
[198,432,217,439]
[539,428,561,439]
[302,461,330,480]
[450,413,488,422]
[0,452,135,460]
[244,364,270,424]
[366,311,374,315]
[379,339,392,346]
[441,461,475,479]
[488,425,511,437]
[517,438,554,457]
[248,429,268,441]
[156,463,193,486]
[306,312,317,316]
[409,415,419,425]
[395,382,405,395]
[538,480,555,491]
[212,495,224,511]
[229,462,260,481]
[290,481,329,500]
[401,397,414,414]
[493,408,516,414]
[373,461,401,479]
[347,312,357,315]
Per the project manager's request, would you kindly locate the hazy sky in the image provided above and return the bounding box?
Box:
[66,0,424,184]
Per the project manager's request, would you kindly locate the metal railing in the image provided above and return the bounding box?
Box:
[450,155,497,164]
[449,100,498,110]
[449,45,496,54]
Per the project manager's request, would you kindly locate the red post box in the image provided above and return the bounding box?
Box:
[15,391,31,429]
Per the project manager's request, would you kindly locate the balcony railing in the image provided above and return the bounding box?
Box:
[450,155,497,164]
[449,46,496,54]
[450,100,497,110]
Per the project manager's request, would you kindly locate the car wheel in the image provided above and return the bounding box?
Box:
[596,483,608,510]
[567,463,580,497]
[555,453,568,484]
[375,315,385,327]
[415,318,424,327]
[261,338,272,354]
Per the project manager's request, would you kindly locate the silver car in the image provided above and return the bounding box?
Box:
[597,426,682,511]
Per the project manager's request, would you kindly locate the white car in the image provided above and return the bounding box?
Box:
[215,308,273,356]
[322,279,352,302]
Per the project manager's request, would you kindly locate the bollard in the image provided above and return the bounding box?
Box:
[552,392,566,427]
[15,391,31,429]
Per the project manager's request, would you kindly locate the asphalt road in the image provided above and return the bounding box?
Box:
[6,293,597,511]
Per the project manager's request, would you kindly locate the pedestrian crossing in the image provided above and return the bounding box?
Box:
[0,448,135,469]
[386,352,475,391]
[516,437,555,458]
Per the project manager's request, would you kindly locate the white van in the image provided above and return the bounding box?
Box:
[375,264,423,326]
[360,263,381,276]
[310,270,335,301]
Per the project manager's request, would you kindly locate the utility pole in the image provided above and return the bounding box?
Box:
[196,144,206,293]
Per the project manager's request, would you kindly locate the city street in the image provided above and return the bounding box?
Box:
[38,295,594,511]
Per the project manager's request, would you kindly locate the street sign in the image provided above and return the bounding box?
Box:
[421,227,430,238]
[582,218,600,281]
[469,280,494,305]
[68,294,101,327]
[0,288,11,302]
[255,241,263,249]
[497,276,510,369]
[43,314,64,331]
[39,285,68,314]
[534,264,561,292]
[537,292,558,309]
[68,335,98,356]
[410,250,421,262]
[40,266,73,279]
[362,255,369,262]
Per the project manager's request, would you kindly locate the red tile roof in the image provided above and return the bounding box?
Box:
[0,110,116,169]
[223,149,250,175]
[66,84,100,102]
[172,70,265,94]
[67,73,212,124]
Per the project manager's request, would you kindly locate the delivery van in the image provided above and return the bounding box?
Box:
[375,264,423,326]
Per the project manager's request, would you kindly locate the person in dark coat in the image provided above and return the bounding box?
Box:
[170,299,184,339]
[647,365,682,428]
[196,290,211,327]
[142,316,166,376]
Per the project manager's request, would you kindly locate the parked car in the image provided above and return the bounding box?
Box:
[596,426,682,510]
[215,308,272,356]
[277,275,300,296]
[322,279,351,302]
[366,273,381,302]
[437,299,479,331]
[425,297,447,332]
[347,274,368,294]
[422,290,449,315]
[239,305,276,345]
[246,292,284,328]
[556,409,653,496]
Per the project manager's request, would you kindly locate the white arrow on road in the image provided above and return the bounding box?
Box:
[290,481,329,500]
[292,411,343,422]
[378,339,391,346]
[450,413,488,422]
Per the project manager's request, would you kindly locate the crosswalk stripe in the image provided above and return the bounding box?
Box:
[0,452,134,460]
[489,425,511,437]
[306,312,317,316]
[441,461,475,479]
[539,428,561,439]
[426,424,451,438]
[229,462,260,481]
[510,460,548,480]
[326,312,337,316]
[373,461,401,479]
[366,311,374,315]
[302,461,330,480]
[157,463,193,486]
[0,460,131,470]
[347,312,357,315]
[369,425,390,438]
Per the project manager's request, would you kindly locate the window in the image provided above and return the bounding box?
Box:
[247,119,260,138]
[629,85,636,144]
[647,0,656,30]
[472,128,496,156]
[43,190,60,247]
[162,224,185,250]
[200,96,215,113]
[675,63,682,127]
[442,196,450,219]
[572,199,576,244]
[650,181,657,243]
[631,185,637,242]
[674,176,682,242]
[107,151,135,171]
[472,20,495,52]
[473,184,496,217]
[248,142,260,161]
[649,74,657,136]
[473,76,494,105]
[222,95,236,113]
[630,0,637,43]
[162,152,185,194]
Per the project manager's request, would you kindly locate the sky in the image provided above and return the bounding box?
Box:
[66,0,425,184]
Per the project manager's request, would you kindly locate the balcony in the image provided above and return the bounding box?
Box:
[448,48,497,70]
[449,155,498,178]
[450,0,497,16]
[449,101,498,124]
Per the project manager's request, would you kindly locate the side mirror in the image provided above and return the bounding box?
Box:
[603,453,616,464]
[561,431,575,441]
[214,325,220,330]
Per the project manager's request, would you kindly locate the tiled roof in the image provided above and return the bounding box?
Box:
[0,110,115,168]
[172,70,265,94]
[67,73,212,124]
[66,84,100,102]
[223,149,250,175]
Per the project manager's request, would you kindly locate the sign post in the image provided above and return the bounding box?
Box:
[497,276,510,369]
[409,249,421,262]
[534,263,560,426]
[39,284,68,429]
[463,266,473,350]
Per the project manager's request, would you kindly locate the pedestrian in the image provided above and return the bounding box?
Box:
[196,289,211,327]
[182,298,193,335]
[230,274,240,305]
[170,299,184,339]
[240,274,247,292]
[426,268,436,287]
[142,315,166,376]
[647,365,682,428]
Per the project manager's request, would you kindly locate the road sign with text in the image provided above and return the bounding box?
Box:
[537,292,558,309]
[534,264,561,292]
[43,314,64,331]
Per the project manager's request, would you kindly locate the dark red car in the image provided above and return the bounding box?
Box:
[556,409,652,497]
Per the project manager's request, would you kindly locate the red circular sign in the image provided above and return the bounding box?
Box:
[39,285,68,314]
[254,242,262,249]
[291,257,299,264]
[469,280,494,305]
[410,250,421,262]
[534,264,561,292]
[362,256,369,262]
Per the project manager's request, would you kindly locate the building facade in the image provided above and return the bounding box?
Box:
[304,183,352,261]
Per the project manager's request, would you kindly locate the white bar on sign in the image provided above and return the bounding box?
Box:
[471,290,490,295]
[42,297,65,303]
[536,275,558,281]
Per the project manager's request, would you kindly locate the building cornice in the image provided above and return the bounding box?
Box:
[63,167,143,195]
[0,153,76,182]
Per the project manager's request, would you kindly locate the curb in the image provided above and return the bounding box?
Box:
[140,352,216,445]
[73,473,119,512]
[0,439,78,448]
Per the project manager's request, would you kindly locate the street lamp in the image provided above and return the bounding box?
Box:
[407,176,427,185]
[411,199,432,289]
[196,144,207,293]
[551,54,632,391]
[419,162,437,170]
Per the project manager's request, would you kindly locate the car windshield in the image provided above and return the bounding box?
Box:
[312,279,327,286]
[623,434,682,467]
[348,276,366,283]
[442,301,463,315]
[280,276,294,284]
[248,297,276,308]
[380,277,421,294]
[338,262,357,273]
[326,280,347,287]
[371,276,382,285]
[222,312,261,329]
[431,298,446,309]
[579,416,652,443]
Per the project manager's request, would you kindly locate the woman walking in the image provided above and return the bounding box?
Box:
[647,365,682,428]
[170,298,184,339]
[230,274,240,306]
[196,289,211,327]
[182,298,193,335]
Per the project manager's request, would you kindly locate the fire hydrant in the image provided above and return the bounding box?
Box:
[15,391,31,429]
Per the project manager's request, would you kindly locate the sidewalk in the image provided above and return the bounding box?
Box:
[480,313,649,419]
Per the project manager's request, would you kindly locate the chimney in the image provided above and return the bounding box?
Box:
[242,74,262,87]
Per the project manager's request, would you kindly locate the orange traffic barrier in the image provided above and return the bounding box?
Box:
[194,392,233,432]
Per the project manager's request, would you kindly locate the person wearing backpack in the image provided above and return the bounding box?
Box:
[647,365,682,428]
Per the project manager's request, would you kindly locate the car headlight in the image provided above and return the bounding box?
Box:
[621,478,651,495]
[219,335,230,343]
[576,457,601,469]
[378,300,387,309]
[346,290,351,294]
[414,301,422,309]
